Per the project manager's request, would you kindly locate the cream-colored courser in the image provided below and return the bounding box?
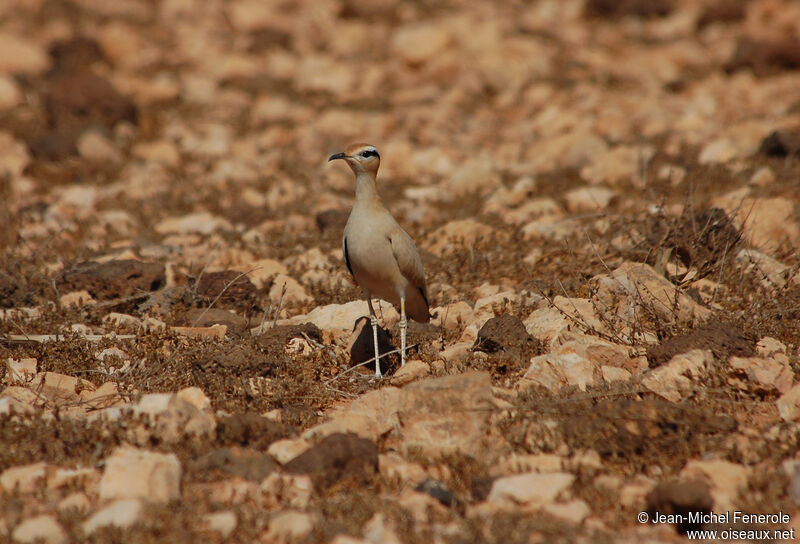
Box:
[328,143,430,376]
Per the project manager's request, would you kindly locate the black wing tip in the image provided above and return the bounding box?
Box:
[343,237,354,278]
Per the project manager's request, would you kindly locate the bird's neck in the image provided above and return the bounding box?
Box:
[354,172,382,206]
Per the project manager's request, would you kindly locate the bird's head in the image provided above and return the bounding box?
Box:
[328,143,381,177]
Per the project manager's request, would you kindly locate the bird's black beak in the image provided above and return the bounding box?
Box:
[328,152,347,162]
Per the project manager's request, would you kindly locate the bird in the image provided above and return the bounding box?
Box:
[328,143,430,377]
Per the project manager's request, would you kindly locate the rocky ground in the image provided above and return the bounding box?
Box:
[1,0,800,542]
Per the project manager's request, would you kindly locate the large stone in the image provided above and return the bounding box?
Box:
[487,472,574,506]
[5,357,37,384]
[713,195,800,253]
[393,372,503,459]
[580,145,654,187]
[423,220,502,257]
[82,499,143,535]
[0,462,48,493]
[641,349,712,402]
[269,274,312,305]
[133,389,216,443]
[439,156,500,199]
[563,186,617,212]
[522,351,596,393]
[730,356,793,394]
[262,510,314,543]
[522,334,644,393]
[11,515,65,544]
[154,211,233,235]
[99,447,182,503]
[681,460,748,511]
[524,299,595,345]
[391,23,451,64]
[259,473,314,509]
[204,511,238,539]
[590,262,710,334]
[391,359,430,386]
[736,248,793,288]
[0,75,23,110]
[305,372,503,460]
[0,33,50,75]
[777,385,800,422]
[289,300,399,331]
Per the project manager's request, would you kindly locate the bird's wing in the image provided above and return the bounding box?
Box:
[389,226,427,294]
[342,236,354,278]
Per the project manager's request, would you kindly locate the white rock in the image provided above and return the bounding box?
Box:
[590,262,710,331]
[698,138,737,164]
[491,453,563,476]
[0,33,49,75]
[263,510,314,542]
[269,274,312,306]
[423,220,501,257]
[289,300,399,331]
[99,447,182,503]
[155,211,233,235]
[563,186,617,213]
[580,145,654,186]
[364,512,402,544]
[295,56,355,95]
[267,438,311,465]
[730,356,793,394]
[5,357,37,384]
[682,459,747,510]
[177,386,212,411]
[82,499,143,535]
[11,515,65,544]
[437,342,473,365]
[391,23,451,64]
[756,337,787,357]
[0,462,47,493]
[777,385,800,422]
[58,492,91,514]
[103,312,141,328]
[391,359,430,386]
[244,258,288,289]
[440,156,500,199]
[132,140,180,167]
[0,75,22,110]
[749,166,775,187]
[601,366,632,383]
[133,391,216,442]
[542,499,591,523]
[715,196,800,254]
[379,453,427,485]
[641,349,712,402]
[523,351,595,392]
[204,511,237,538]
[60,290,95,307]
[431,301,473,331]
[77,130,121,163]
[735,248,792,288]
[488,472,574,506]
[259,473,314,509]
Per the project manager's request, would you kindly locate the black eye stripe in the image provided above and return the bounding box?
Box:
[361,149,379,158]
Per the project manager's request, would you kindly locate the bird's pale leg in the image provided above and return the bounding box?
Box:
[400,295,407,367]
[367,296,381,377]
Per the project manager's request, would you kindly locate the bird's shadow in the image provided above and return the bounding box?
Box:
[348,316,399,376]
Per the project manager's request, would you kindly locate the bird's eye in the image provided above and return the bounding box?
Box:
[361,149,379,158]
